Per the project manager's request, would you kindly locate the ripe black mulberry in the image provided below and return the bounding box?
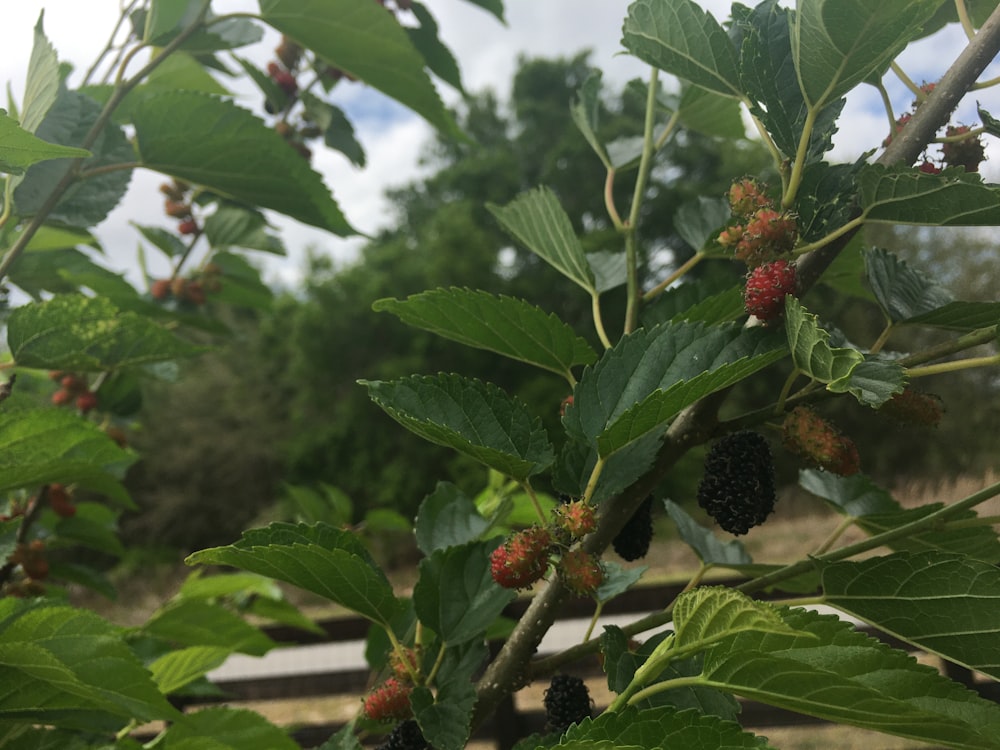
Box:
[376,719,427,750]
[543,674,592,732]
[697,431,776,535]
[612,496,654,561]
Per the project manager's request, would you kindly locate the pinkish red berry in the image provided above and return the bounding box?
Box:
[554,500,596,539]
[75,391,98,414]
[490,526,552,590]
[744,259,797,323]
[362,677,412,722]
[559,549,604,597]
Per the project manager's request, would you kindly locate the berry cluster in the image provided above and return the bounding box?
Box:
[781,406,860,476]
[543,674,593,732]
[697,431,777,535]
[150,264,221,307]
[160,178,199,236]
[883,82,987,172]
[717,179,797,267]
[49,371,98,413]
[489,497,605,596]
[877,388,944,427]
[942,124,987,172]
[612,495,654,561]
[743,258,798,324]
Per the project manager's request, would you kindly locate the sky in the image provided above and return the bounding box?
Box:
[3,1,1000,289]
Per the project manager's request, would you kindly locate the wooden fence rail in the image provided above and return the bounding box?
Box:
[169,577,996,749]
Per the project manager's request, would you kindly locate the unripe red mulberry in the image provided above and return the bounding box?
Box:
[744,259,797,323]
[490,526,552,589]
[362,678,412,722]
[782,406,860,476]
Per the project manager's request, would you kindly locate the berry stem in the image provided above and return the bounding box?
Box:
[604,168,624,231]
[591,292,613,350]
[782,104,819,209]
[642,253,703,303]
[773,367,802,416]
[811,515,857,556]
[906,352,1000,378]
[890,61,923,98]
[581,457,607,507]
[868,323,895,355]
[790,215,865,256]
[955,0,977,40]
[425,641,447,687]
[582,600,604,643]
[624,675,706,709]
[520,480,548,525]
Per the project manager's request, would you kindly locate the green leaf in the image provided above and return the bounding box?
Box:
[301,93,365,168]
[792,0,942,108]
[785,297,862,382]
[904,301,1000,330]
[864,247,953,322]
[149,645,230,695]
[641,280,744,327]
[20,13,61,135]
[571,72,610,167]
[586,251,627,294]
[561,705,772,749]
[488,186,595,293]
[133,224,187,258]
[374,288,596,379]
[414,542,515,645]
[664,500,751,567]
[7,293,204,371]
[207,252,275,310]
[414,482,490,555]
[159,706,299,750]
[0,397,134,504]
[185,522,402,626]
[52,502,125,557]
[407,2,464,93]
[596,562,647,604]
[820,552,1000,680]
[670,586,804,656]
[799,469,898,516]
[563,321,785,456]
[14,91,133,228]
[824,357,906,408]
[258,0,459,136]
[859,164,1000,225]
[132,91,355,235]
[204,205,284,255]
[412,680,477,750]
[673,197,729,252]
[143,3,263,53]
[459,0,505,23]
[701,606,1000,749]
[361,374,554,481]
[621,0,741,97]
[799,470,1000,563]
[0,601,181,727]
[144,600,275,656]
[0,113,89,174]
[677,84,744,139]
[736,1,843,161]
